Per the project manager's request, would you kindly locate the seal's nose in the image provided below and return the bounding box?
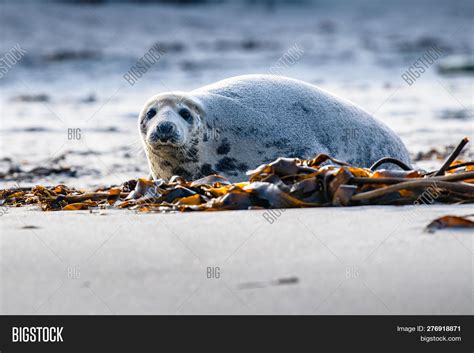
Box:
[154,121,177,143]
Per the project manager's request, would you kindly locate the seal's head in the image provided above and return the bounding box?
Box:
[139,93,203,148]
[138,93,205,178]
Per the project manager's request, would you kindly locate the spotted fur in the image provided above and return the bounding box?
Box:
[139,75,411,181]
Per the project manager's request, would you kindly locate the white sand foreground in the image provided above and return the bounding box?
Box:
[0,204,472,315]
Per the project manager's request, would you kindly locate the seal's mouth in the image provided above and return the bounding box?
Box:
[146,137,185,149]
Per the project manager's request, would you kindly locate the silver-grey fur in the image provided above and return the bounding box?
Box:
[139,74,411,181]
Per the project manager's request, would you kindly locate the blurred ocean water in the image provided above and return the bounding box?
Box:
[0,0,473,187]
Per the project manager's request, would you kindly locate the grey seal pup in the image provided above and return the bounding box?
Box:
[138,74,411,181]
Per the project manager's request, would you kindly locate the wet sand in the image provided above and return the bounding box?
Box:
[1,1,473,188]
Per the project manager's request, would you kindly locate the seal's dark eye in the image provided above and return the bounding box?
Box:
[179,108,193,123]
[146,109,156,120]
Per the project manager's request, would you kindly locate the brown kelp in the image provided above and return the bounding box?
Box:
[1,138,473,213]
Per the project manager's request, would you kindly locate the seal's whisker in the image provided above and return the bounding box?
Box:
[177,146,192,158]
[125,139,144,156]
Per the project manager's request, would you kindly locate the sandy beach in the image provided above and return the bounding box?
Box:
[1,204,472,315]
